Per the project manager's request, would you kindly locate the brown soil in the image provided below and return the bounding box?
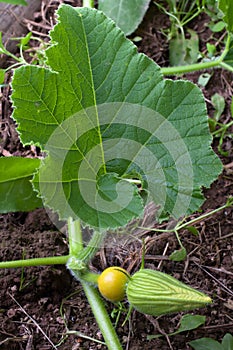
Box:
[0,1,233,350]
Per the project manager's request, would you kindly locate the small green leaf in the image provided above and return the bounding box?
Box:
[0,157,42,213]
[19,31,32,48]
[222,334,233,350]
[206,43,217,57]
[219,0,233,33]
[148,314,206,340]
[186,225,199,236]
[132,36,142,42]
[209,21,226,32]
[174,314,206,334]
[198,73,212,87]
[169,30,199,66]
[189,337,223,350]
[98,0,150,35]
[169,247,187,261]
[212,93,225,121]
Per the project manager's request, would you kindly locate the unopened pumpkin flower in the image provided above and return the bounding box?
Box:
[126,269,212,316]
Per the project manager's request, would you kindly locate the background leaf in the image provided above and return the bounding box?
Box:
[169,30,199,66]
[219,0,233,33]
[169,247,187,261]
[208,21,226,32]
[174,314,206,334]
[223,38,233,68]
[98,0,150,35]
[222,334,233,350]
[186,225,199,236]
[189,337,223,350]
[147,314,206,340]
[0,157,42,213]
[11,5,222,229]
[211,93,225,121]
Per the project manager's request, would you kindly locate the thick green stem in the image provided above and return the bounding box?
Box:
[71,268,99,284]
[77,230,105,262]
[67,220,122,349]
[68,217,83,256]
[81,281,123,350]
[0,255,69,269]
[161,33,233,75]
[161,59,221,75]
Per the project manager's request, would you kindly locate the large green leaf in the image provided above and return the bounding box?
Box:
[11,5,222,230]
[0,157,42,212]
[98,0,150,35]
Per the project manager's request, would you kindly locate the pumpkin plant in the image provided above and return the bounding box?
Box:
[0,2,228,349]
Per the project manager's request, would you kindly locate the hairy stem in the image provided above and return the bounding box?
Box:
[161,59,222,75]
[0,255,69,269]
[82,281,123,350]
[67,221,122,349]
[68,217,83,256]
